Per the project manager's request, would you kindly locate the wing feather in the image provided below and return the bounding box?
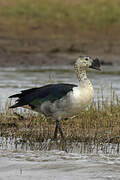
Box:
[9,83,77,109]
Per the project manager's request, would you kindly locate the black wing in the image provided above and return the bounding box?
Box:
[9,83,77,109]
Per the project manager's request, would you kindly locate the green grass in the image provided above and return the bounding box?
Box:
[0,0,120,26]
[0,0,120,38]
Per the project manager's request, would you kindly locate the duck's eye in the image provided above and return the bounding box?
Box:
[85,57,89,61]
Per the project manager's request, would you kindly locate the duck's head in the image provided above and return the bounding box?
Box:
[74,56,101,71]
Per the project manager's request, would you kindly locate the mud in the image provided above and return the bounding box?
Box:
[0,37,120,67]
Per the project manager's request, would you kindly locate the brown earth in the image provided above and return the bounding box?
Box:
[0,26,120,67]
[0,0,120,67]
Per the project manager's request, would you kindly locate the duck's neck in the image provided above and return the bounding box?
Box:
[76,68,91,86]
[76,68,87,81]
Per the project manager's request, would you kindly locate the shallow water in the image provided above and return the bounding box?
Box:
[0,137,120,180]
[0,145,120,180]
[0,65,120,179]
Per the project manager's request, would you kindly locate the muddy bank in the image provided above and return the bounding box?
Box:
[0,0,120,67]
[0,38,120,67]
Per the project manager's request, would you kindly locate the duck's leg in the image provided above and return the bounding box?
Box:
[54,119,64,139]
[54,120,59,139]
[58,121,64,139]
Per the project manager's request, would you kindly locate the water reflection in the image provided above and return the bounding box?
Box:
[0,137,119,154]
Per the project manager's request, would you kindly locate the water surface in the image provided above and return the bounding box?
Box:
[0,145,120,180]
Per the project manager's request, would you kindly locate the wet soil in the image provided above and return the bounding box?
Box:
[0,34,120,67]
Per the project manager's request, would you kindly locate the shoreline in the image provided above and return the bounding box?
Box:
[0,44,120,67]
[0,52,120,68]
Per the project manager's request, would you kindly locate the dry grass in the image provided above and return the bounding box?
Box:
[0,89,120,148]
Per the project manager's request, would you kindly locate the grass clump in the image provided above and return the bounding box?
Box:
[0,89,120,149]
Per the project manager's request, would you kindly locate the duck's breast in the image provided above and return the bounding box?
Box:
[70,85,94,109]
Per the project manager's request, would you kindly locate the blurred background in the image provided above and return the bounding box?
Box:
[0,0,120,66]
[0,0,120,105]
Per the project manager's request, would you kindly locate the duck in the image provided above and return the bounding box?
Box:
[9,56,101,139]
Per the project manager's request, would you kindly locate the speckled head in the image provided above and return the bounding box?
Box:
[74,56,101,71]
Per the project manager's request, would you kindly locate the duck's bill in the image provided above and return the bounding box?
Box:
[89,58,101,71]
